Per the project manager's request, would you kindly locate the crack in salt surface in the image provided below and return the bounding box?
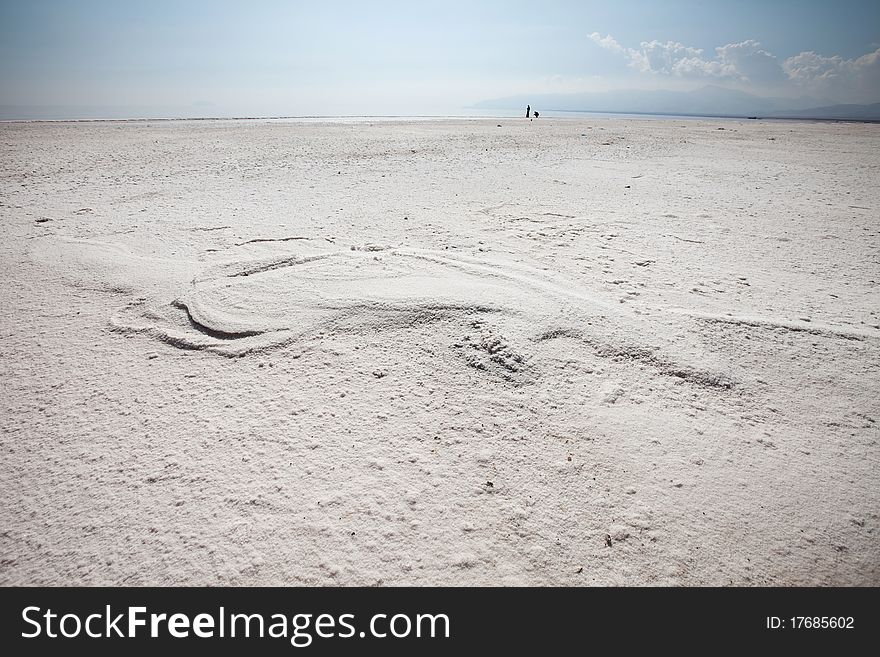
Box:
[170,299,265,340]
[234,236,312,246]
[674,309,876,341]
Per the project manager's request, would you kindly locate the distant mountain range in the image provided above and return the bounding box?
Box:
[763,102,880,120]
[473,85,880,121]
[3,86,879,122]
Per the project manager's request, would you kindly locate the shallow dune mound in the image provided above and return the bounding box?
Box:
[109,241,572,353]
[105,239,732,386]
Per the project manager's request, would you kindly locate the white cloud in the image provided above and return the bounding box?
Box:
[589,33,770,82]
[590,33,722,78]
[783,48,880,102]
[588,32,626,54]
[637,41,715,76]
[715,40,785,84]
[589,32,880,102]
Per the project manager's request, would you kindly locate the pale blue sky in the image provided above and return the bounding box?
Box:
[1,0,878,117]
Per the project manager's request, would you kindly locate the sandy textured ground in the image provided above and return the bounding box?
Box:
[1,117,878,585]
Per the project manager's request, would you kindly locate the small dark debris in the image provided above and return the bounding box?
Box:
[605,534,613,548]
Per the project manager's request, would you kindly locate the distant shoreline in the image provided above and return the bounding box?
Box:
[537,108,880,124]
[2,111,879,125]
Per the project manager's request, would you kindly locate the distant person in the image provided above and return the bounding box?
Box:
[526,105,531,118]
[533,110,539,119]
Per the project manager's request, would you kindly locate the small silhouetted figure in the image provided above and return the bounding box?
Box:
[533,110,540,119]
[526,105,531,118]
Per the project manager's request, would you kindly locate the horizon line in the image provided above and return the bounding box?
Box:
[3,110,879,125]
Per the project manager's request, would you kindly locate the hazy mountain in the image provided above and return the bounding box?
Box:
[472,85,880,119]
[765,103,880,121]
